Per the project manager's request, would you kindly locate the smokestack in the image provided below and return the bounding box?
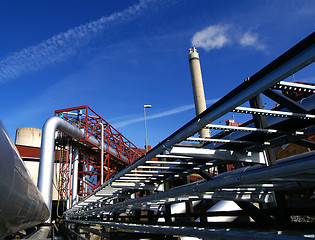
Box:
[188,47,210,138]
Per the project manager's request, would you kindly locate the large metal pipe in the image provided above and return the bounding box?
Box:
[188,47,210,139]
[0,120,49,238]
[38,116,129,218]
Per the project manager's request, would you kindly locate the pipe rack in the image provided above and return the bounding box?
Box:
[63,33,315,239]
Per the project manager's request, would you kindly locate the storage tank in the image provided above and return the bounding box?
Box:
[15,127,60,202]
[15,127,42,147]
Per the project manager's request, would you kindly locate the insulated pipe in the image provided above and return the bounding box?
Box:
[188,47,210,139]
[195,200,241,223]
[27,226,51,239]
[181,201,241,240]
[67,219,306,240]
[100,122,104,185]
[158,201,200,222]
[72,151,315,217]
[38,116,128,218]
[0,121,49,238]
[71,148,79,205]
[83,153,88,196]
[67,144,73,209]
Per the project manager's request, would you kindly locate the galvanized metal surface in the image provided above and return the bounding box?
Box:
[0,121,49,238]
[67,219,314,240]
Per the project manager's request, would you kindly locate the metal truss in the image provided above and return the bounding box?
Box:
[57,144,72,200]
[55,105,143,165]
[63,33,315,239]
[54,106,144,202]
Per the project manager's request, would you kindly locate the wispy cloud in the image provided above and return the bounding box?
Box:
[114,99,218,128]
[191,24,265,52]
[0,0,154,83]
[239,32,265,50]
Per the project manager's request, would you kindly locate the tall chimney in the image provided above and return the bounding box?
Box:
[188,47,210,138]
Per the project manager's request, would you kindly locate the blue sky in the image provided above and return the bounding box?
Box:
[0,0,314,149]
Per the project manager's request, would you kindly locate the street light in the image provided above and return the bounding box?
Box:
[144,104,151,152]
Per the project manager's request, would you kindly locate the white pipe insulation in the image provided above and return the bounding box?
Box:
[100,122,104,185]
[37,116,129,219]
[0,120,49,238]
[71,148,79,206]
[180,201,241,240]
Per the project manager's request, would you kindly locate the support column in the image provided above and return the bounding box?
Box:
[248,89,289,221]
[67,144,73,209]
[248,91,276,165]
[71,148,79,206]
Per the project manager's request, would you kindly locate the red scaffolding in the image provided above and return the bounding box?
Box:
[54,105,144,200]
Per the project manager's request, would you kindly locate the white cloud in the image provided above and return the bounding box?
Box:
[239,32,265,50]
[191,24,265,52]
[191,24,230,51]
[114,99,218,128]
[239,32,257,46]
[0,0,154,83]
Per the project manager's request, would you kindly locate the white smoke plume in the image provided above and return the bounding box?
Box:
[191,24,230,51]
[191,24,265,51]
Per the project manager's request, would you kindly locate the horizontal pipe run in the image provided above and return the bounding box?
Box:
[66,219,309,240]
[28,226,51,239]
[68,151,315,217]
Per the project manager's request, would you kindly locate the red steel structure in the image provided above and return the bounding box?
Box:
[54,105,144,201]
[57,145,71,200]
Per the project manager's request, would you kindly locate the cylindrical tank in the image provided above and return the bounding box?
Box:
[188,47,210,138]
[15,127,42,148]
[0,121,49,238]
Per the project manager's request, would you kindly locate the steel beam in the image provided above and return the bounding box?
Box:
[233,106,315,119]
[263,89,309,113]
[67,34,315,216]
[272,80,315,93]
[206,123,303,135]
[170,147,266,164]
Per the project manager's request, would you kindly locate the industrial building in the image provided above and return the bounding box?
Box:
[0,32,314,239]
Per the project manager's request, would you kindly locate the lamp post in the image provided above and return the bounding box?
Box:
[144,104,151,152]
